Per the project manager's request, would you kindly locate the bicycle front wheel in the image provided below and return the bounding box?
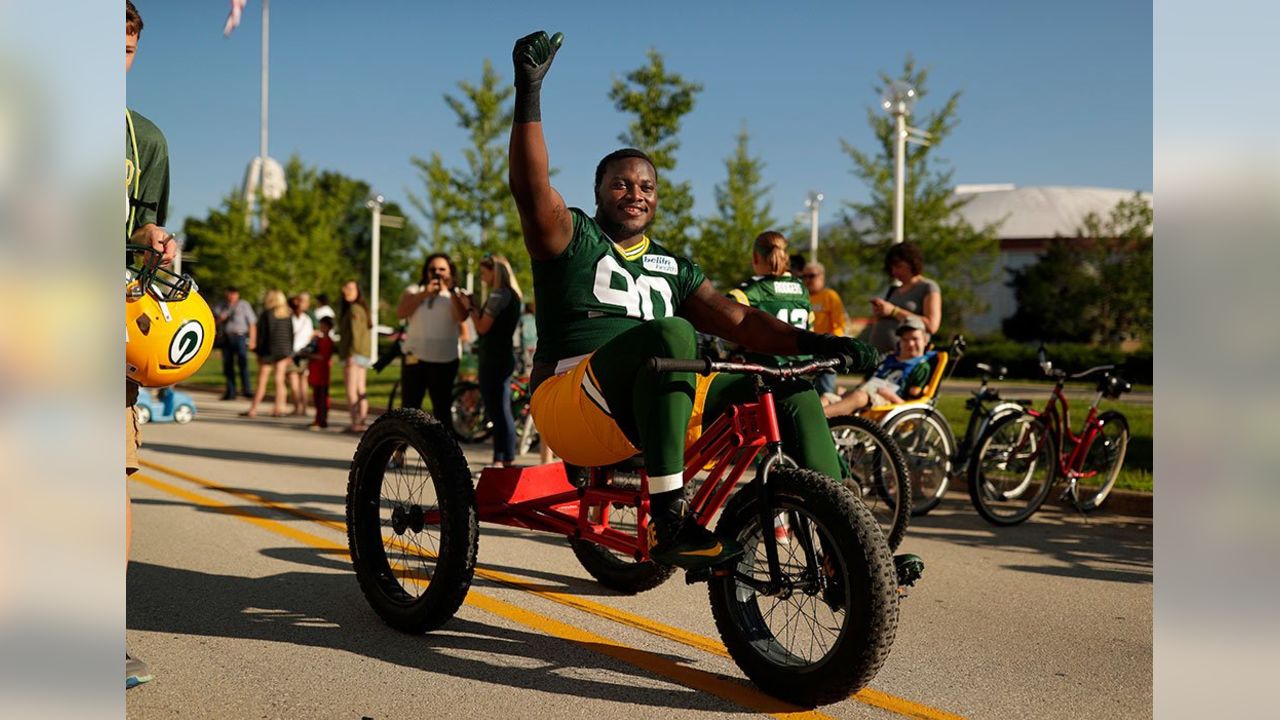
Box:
[1074,411,1129,511]
[346,409,479,633]
[708,467,898,706]
[828,414,910,552]
[968,413,1056,526]
[884,407,956,516]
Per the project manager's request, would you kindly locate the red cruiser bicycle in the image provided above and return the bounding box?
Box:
[346,354,903,706]
[967,346,1132,526]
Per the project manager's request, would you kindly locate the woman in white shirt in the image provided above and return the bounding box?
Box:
[287,292,315,416]
[396,253,471,426]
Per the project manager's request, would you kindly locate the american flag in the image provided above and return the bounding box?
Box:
[223,0,248,37]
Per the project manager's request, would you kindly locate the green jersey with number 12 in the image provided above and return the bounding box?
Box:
[728,274,812,364]
[532,208,707,370]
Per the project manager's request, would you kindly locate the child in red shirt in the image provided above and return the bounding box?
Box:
[306,316,336,429]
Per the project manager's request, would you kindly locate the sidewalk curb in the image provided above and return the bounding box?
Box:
[946,476,1152,518]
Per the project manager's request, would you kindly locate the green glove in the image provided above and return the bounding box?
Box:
[512,30,563,123]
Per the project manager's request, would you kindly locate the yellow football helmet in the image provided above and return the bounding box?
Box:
[125,245,214,387]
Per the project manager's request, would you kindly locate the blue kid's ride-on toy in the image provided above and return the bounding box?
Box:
[135,387,197,425]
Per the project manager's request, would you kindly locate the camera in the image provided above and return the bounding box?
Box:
[429,268,445,281]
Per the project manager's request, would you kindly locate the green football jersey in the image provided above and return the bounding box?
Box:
[532,208,707,368]
[728,274,813,364]
[728,275,813,330]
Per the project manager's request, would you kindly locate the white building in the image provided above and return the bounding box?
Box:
[951,184,1152,335]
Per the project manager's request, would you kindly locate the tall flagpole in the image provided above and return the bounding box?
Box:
[259,0,270,230]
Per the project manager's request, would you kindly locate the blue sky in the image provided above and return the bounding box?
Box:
[126,0,1152,233]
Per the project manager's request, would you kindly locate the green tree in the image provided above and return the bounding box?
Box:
[409,59,531,291]
[609,49,702,248]
[1004,193,1153,345]
[830,57,1001,331]
[183,156,420,314]
[694,126,776,288]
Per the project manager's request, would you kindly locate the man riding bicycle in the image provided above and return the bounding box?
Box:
[509,30,879,570]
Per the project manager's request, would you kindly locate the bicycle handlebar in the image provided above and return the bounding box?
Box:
[648,355,849,379]
[1067,364,1117,380]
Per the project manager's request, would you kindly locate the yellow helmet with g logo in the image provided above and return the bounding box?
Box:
[125,245,214,387]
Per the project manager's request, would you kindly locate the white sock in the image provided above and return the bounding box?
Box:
[648,472,684,494]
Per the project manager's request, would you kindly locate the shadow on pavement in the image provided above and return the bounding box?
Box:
[906,502,1152,585]
[144,442,353,471]
[127,560,761,712]
[260,545,634,599]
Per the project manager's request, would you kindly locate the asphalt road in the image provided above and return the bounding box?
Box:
[126,398,1152,720]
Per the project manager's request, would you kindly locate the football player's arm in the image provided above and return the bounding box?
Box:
[683,281,881,370]
[509,31,571,261]
[682,281,807,356]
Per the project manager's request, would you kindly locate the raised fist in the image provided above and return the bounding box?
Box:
[512,30,563,90]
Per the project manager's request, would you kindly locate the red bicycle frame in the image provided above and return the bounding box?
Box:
[473,359,816,565]
[1023,376,1109,481]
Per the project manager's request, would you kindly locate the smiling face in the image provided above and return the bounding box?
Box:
[594,157,658,242]
[341,281,358,302]
[897,328,926,359]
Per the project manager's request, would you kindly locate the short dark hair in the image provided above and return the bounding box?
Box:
[884,241,925,276]
[318,316,335,329]
[225,286,240,294]
[126,1,144,36]
[593,148,656,197]
[316,293,330,305]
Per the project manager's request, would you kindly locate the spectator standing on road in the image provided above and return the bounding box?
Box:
[306,316,336,430]
[213,286,256,400]
[244,289,293,418]
[802,262,847,399]
[396,253,470,426]
[468,254,522,467]
[866,241,942,354]
[125,0,175,690]
[338,280,373,432]
[287,293,314,416]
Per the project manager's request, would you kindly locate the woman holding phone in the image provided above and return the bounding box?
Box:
[866,241,942,354]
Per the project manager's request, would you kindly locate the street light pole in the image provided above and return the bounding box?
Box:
[881,81,917,245]
[894,110,906,245]
[805,191,824,262]
[259,0,269,230]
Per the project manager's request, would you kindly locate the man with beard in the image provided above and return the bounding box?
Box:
[508,31,880,570]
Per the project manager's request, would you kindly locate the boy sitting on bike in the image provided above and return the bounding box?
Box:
[822,316,934,418]
[508,30,879,571]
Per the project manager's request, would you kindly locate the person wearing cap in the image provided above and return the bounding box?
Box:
[822,315,933,417]
[801,261,846,398]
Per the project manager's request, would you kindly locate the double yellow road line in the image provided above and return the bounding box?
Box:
[133,458,963,720]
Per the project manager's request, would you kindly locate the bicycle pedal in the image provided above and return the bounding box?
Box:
[684,566,731,585]
[894,553,925,588]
